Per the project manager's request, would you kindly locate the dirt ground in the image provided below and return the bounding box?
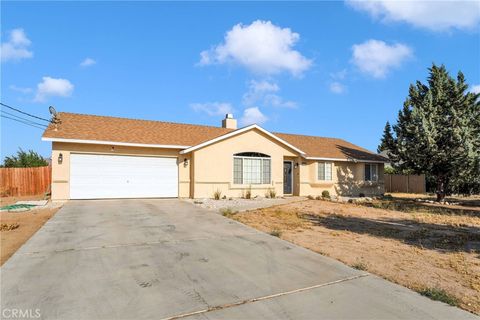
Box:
[1,203,60,265]
[231,196,480,314]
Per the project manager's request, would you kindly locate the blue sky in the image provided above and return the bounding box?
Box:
[2,1,479,159]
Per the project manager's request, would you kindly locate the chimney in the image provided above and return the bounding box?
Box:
[222,113,237,129]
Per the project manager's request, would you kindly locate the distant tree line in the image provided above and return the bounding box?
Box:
[1,149,49,168]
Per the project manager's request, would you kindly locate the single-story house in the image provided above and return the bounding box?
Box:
[42,112,388,200]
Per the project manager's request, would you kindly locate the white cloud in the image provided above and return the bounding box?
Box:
[80,58,96,67]
[191,102,234,116]
[34,76,74,102]
[240,107,268,126]
[263,94,297,108]
[9,85,33,94]
[471,85,480,94]
[347,0,480,32]
[329,82,346,94]
[242,80,297,108]
[242,80,279,106]
[199,20,312,76]
[1,28,33,62]
[351,39,413,78]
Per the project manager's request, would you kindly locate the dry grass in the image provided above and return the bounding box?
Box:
[231,198,480,314]
[0,206,59,265]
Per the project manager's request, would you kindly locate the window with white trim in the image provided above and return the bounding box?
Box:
[364,163,378,181]
[317,162,332,181]
[233,152,271,184]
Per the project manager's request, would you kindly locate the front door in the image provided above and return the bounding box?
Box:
[283,161,293,194]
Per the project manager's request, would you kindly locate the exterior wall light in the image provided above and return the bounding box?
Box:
[58,153,63,164]
[183,158,189,167]
[294,163,299,169]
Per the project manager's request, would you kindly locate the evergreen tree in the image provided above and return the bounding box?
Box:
[2,149,49,168]
[377,122,394,154]
[380,64,480,201]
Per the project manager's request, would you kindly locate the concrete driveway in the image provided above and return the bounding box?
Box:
[1,199,476,319]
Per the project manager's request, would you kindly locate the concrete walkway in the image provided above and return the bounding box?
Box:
[1,199,476,319]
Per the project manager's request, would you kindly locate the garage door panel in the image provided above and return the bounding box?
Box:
[70,154,178,199]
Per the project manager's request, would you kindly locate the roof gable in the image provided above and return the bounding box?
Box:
[179,125,305,155]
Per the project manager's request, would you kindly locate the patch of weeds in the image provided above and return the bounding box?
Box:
[269,229,282,237]
[265,188,277,199]
[244,185,252,199]
[418,288,458,306]
[220,208,237,218]
[0,223,19,231]
[352,262,368,271]
[213,189,222,200]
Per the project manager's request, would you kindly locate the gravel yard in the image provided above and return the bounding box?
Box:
[185,196,305,212]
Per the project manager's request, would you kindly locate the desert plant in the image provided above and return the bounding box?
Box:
[265,188,276,198]
[220,208,237,217]
[315,195,321,200]
[213,189,222,200]
[245,185,252,199]
[307,195,314,200]
[322,190,330,199]
[269,229,282,237]
[418,288,458,306]
[352,262,368,271]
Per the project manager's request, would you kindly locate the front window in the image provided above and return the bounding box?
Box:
[364,163,378,181]
[318,162,332,181]
[233,152,271,184]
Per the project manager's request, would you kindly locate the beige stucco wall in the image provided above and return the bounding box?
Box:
[299,160,384,197]
[191,129,299,198]
[50,142,189,200]
[49,133,384,201]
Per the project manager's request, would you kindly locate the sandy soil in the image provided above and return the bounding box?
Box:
[1,207,60,265]
[232,199,480,314]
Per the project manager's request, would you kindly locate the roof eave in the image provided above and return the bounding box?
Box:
[41,137,191,149]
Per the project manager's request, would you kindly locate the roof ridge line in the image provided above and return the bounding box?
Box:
[58,111,234,131]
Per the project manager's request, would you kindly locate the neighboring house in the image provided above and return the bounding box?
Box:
[42,112,388,200]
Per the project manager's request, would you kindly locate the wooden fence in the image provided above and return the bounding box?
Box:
[384,174,426,194]
[0,166,52,197]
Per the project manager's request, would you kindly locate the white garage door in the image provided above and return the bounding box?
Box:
[70,154,178,199]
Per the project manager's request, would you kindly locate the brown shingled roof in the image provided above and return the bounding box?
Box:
[274,133,387,162]
[43,112,233,146]
[43,112,387,162]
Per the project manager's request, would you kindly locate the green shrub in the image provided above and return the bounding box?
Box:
[359,193,366,198]
[220,208,237,217]
[213,189,222,200]
[322,190,330,199]
[418,288,458,306]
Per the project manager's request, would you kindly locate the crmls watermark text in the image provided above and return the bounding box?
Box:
[1,308,41,319]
